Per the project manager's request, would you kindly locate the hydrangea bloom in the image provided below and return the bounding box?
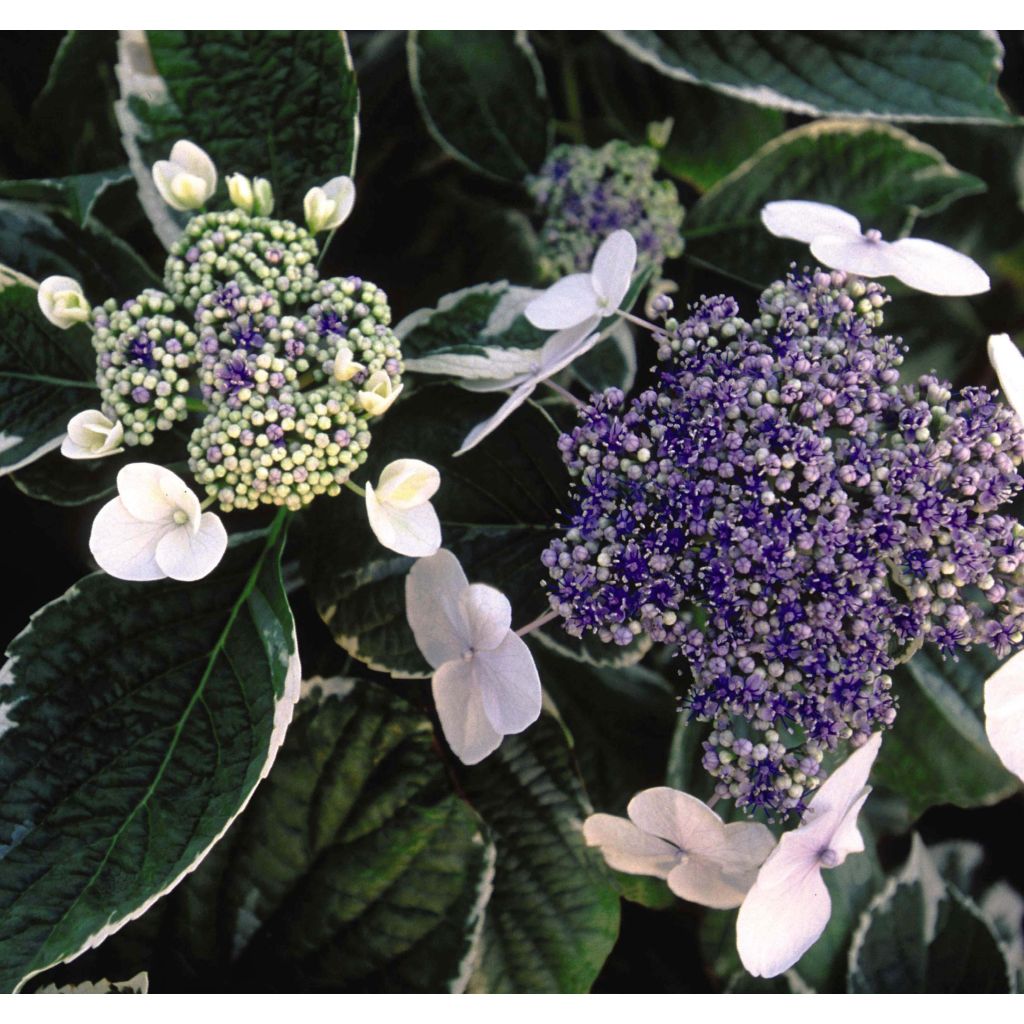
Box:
[530,140,683,282]
[544,268,1024,817]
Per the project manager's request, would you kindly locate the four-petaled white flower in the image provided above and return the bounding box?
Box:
[983,649,1024,784]
[226,173,274,216]
[736,731,882,978]
[152,140,217,212]
[61,409,124,460]
[38,275,89,330]
[525,229,638,330]
[584,787,776,909]
[304,176,356,234]
[405,549,542,765]
[89,464,228,583]
[454,319,599,456]
[760,200,990,297]
[988,333,1024,423]
[365,459,442,558]
[358,370,403,416]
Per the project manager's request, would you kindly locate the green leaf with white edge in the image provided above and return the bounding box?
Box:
[455,714,620,993]
[304,383,566,677]
[875,645,1019,818]
[579,34,784,192]
[0,200,158,298]
[115,30,360,248]
[35,972,149,994]
[684,120,986,286]
[408,30,552,183]
[0,281,96,476]
[848,836,1013,993]
[606,31,1015,124]
[0,518,300,993]
[531,640,676,815]
[0,170,132,227]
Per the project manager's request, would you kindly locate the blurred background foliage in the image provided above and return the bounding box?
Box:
[0,30,1023,993]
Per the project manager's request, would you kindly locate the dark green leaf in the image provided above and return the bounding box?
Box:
[305,384,566,676]
[456,714,620,992]
[0,519,299,992]
[876,645,1019,817]
[926,888,1014,993]
[607,31,1016,124]
[408,30,552,183]
[684,120,986,286]
[0,282,96,476]
[116,30,359,246]
[0,169,132,226]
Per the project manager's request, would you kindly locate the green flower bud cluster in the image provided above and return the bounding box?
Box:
[187,275,403,513]
[163,209,319,308]
[529,140,685,282]
[90,289,197,446]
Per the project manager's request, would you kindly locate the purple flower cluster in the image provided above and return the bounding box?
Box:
[544,268,1024,818]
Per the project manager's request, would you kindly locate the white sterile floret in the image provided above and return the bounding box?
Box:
[760,200,990,297]
[358,370,403,416]
[983,648,1024,783]
[333,345,365,383]
[584,788,776,909]
[89,463,228,583]
[736,731,883,978]
[454,319,600,456]
[365,459,442,558]
[987,333,1024,423]
[61,409,124,460]
[151,140,217,212]
[405,549,542,765]
[37,275,90,330]
[304,175,356,234]
[525,228,638,330]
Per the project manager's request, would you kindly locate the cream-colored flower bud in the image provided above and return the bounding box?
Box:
[303,175,355,233]
[38,275,90,330]
[357,370,403,416]
[252,177,274,216]
[152,140,217,211]
[226,173,254,213]
[332,346,365,382]
[61,409,125,460]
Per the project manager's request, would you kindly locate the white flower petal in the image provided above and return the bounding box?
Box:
[322,175,356,229]
[460,583,511,652]
[473,631,542,736]
[375,458,440,510]
[889,237,991,296]
[583,813,680,879]
[810,234,900,279]
[366,485,442,557]
[590,229,637,311]
[524,274,599,330]
[405,549,472,668]
[154,512,227,582]
[736,855,831,978]
[61,410,124,459]
[988,333,1024,423]
[432,657,503,765]
[89,497,169,581]
[627,787,725,852]
[38,275,89,329]
[169,140,216,191]
[538,318,602,378]
[760,201,862,244]
[453,380,537,457]
[666,855,758,910]
[117,463,201,530]
[151,160,182,209]
[984,649,1024,782]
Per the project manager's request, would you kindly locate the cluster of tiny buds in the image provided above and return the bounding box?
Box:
[163,209,320,308]
[90,290,197,445]
[529,140,685,282]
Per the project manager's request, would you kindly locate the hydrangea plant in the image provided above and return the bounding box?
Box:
[0,27,1022,997]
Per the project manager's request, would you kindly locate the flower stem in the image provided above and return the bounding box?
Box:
[316,227,339,270]
[616,308,662,334]
[200,494,218,511]
[515,607,559,637]
[543,378,584,408]
[344,479,365,498]
[185,397,207,413]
